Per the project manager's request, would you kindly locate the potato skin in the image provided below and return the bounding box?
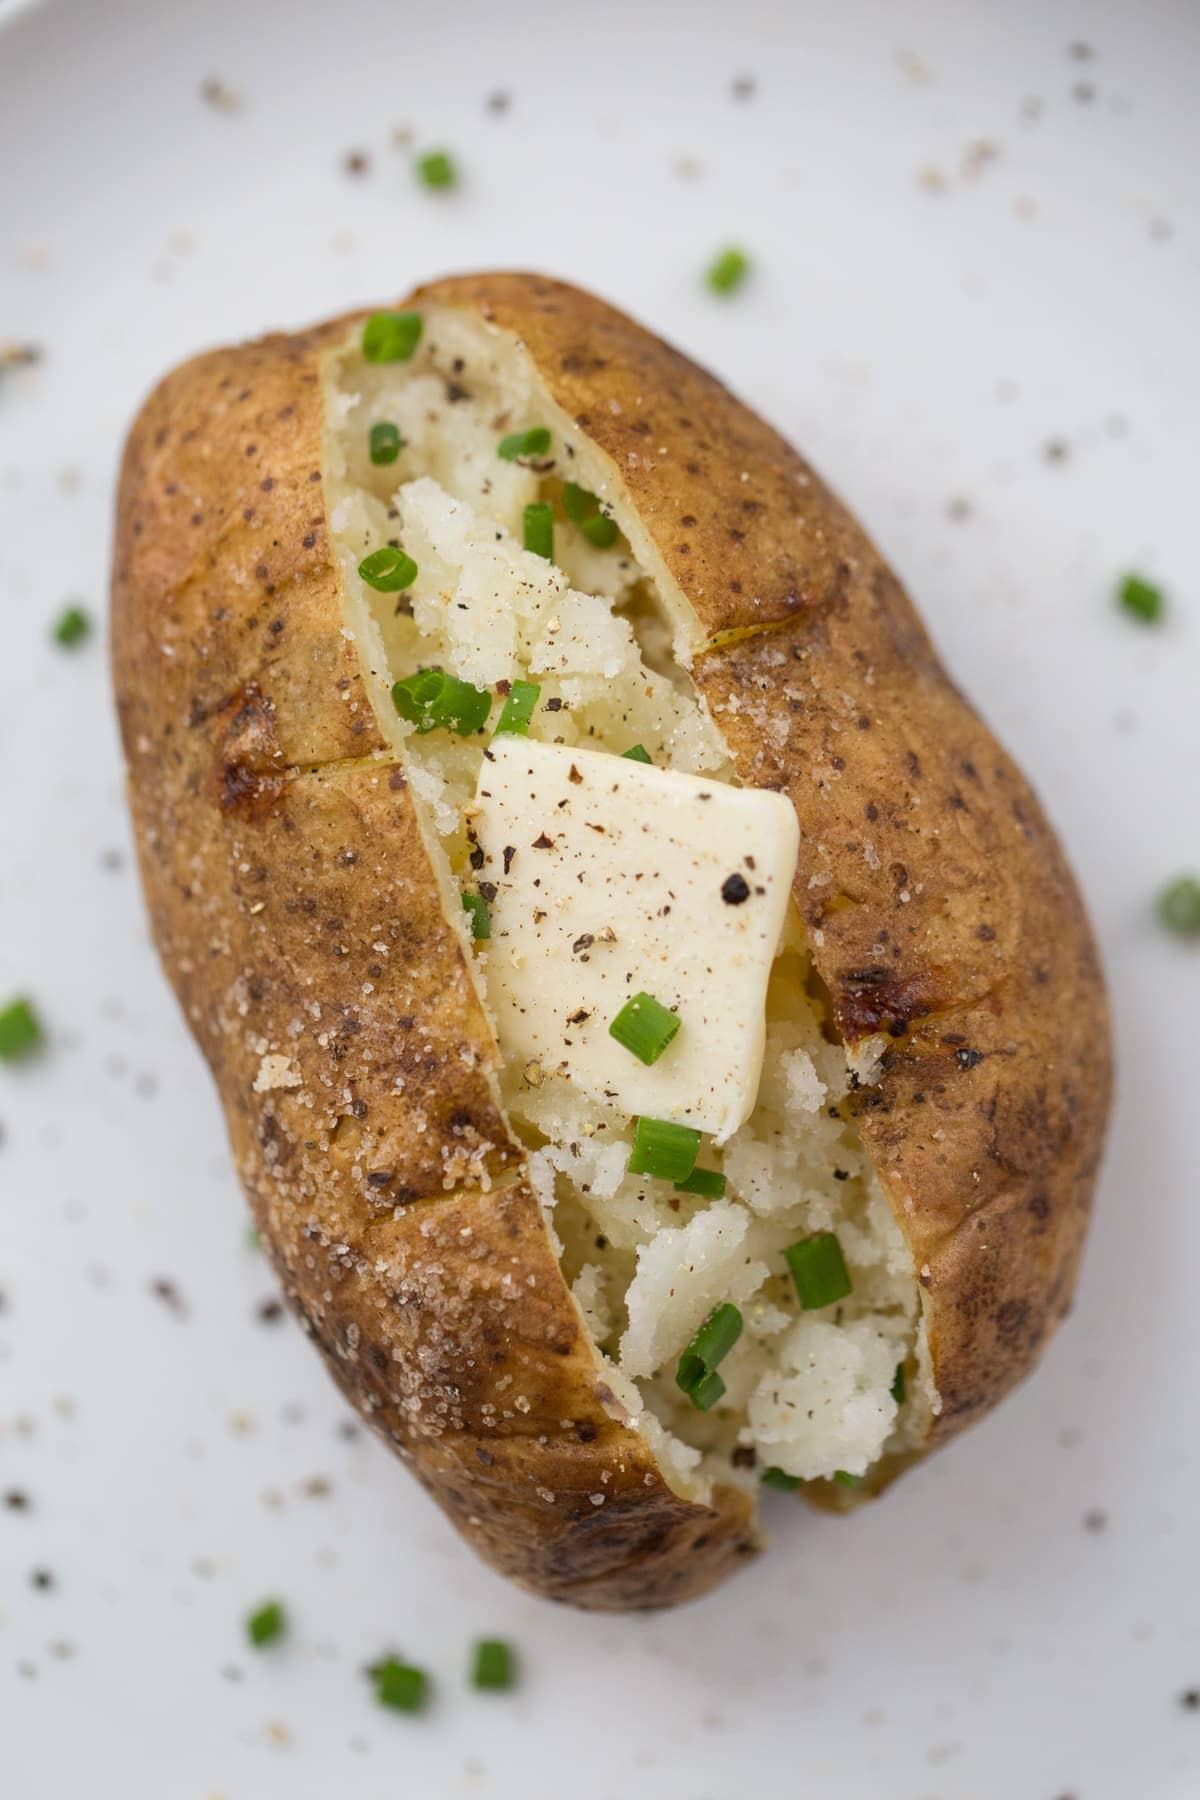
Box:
[412,273,1112,1445]
[112,274,1110,1605]
[110,313,757,1611]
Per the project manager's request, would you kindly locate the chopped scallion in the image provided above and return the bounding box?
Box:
[462,892,491,941]
[686,1369,727,1411]
[369,421,403,465]
[622,744,652,764]
[562,480,618,547]
[674,1165,726,1198]
[369,1654,429,1712]
[890,1362,907,1404]
[361,311,423,363]
[494,679,541,736]
[52,604,89,647]
[392,668,491,736]
[497,427,551,461]
[676,1302,742,1411]
[761,1466,802,1493]
[416,149,457,190]
[1158,875,1200,936]
[832,1470,864,1490]
[0,997,43,1062]
[245,1599,287,1647]
[358,546,418,592]
[706,247,751,296]
[581,512,619,548]
[608,992,680,1065]
[785,1230,852,1310]
[523,501,553,560]
[1118,571,1165,624]
[471,1638,516,1691]
[627,1116,701,1182]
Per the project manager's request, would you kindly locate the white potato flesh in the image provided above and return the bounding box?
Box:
[324,321,932,1498]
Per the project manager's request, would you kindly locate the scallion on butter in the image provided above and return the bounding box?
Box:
[608,992,680,1066]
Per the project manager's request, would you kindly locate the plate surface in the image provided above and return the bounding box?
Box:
[1,1,1198,1795]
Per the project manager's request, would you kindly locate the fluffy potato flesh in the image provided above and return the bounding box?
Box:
[324,311,937,1498]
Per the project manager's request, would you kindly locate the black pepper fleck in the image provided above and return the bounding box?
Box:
[721,872,751,905]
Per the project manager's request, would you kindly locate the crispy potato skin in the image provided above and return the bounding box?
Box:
[112,273,1110,1605]
[413,273,1112,1441]
[110,314,756,1610]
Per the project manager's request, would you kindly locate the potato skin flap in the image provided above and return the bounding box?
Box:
[111,272,1110,1607]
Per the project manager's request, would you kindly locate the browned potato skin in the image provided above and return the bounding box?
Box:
[110,313,756,1611]
[112,274,1111,1607]
[413,273,1112,1444]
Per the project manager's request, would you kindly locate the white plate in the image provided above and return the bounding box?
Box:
[2,1,1198,1795]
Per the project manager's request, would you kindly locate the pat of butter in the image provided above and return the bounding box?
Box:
[473,738,799,1141]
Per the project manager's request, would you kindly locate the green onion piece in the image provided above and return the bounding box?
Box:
[244,1224,261,1251]
[761,1466,802,1493]
[674,1165,726,1198]
[523,501,553,560]
[369,421,403,466]
[53,604,89,647]
[370,1654,429,1712]
[785,1230,853,1310]
[462,892,491,941]
[622,744,652,764]
[581,512,619,548]
[706,247,751,295]
[361,311,423,363]
[627,1116,701,1182]
[687,1369,726,1412]
[832,1470,864,1490]
[676,1302,743,1409]
[0,997,43,1062]
[471,1638,516,1691]
[497,427,551,461]
[416,148,457,190]
[358,546,418,592]
[890,1362,907,1405]
[494,679,541,736]
[562,481,618,548]
[608,991,681,1065]
[1118,571,1165,625]
[1158,875,1200,936]
[561,481,594,524]
[245,1599,287,1647]
[392,669,491,736]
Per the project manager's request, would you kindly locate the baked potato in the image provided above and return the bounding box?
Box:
[111,273,1111,1610]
